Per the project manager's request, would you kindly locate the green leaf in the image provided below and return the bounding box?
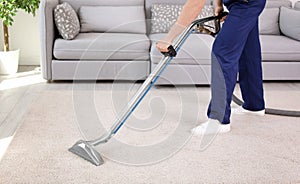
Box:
[0,0,40,27]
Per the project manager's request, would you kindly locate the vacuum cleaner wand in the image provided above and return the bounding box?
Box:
[69,12,229,166]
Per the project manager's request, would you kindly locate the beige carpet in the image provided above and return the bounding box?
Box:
[0,84,300,183]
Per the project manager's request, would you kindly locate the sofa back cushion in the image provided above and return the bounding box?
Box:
[279,6,300,41]
[59,0,144,12]
[79,6,146,34]
[264,0,291,8]
[258,0,292,35]
[259,8,280,35]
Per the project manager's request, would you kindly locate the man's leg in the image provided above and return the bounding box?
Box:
[192,1,267,135]
[207,13,258,124]
[238,20,265,111]
[192,13,258,135]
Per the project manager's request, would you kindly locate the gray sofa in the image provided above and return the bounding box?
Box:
[40,0,300,84]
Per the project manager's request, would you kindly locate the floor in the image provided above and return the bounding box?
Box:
[0,66,299,183]
[0,66,45,160]
[1,66,299,140]
[0,66,42,137]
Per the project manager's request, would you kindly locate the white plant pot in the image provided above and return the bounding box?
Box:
[0,49,20,75]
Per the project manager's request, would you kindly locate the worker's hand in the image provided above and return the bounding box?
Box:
[215,5,227,22]
[156,40,171,53]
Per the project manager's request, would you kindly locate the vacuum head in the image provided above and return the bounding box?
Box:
[69,140,104,166]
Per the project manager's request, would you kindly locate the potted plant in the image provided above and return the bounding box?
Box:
[0,0,40,75]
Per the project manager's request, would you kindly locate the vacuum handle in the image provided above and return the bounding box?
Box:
[216,11,229,20]
[161,45,177,57]
[213,11,229,35]
[160,12,228,57]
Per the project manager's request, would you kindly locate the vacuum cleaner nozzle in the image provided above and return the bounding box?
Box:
[69,140,104,166]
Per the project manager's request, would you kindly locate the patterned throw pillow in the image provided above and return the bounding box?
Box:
[54,2,80,40]
[151,4,215,34]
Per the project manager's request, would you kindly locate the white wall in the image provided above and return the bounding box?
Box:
[0,10,41,66]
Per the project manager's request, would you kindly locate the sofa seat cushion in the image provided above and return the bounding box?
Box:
[260,35,300,61]
[149,33,214,65]
[53,33,150,60]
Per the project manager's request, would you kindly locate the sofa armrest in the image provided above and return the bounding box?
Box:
[40,0,59,80]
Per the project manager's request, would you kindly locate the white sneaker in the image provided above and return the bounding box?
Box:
[232,106,265,116]
[191,118,231,136]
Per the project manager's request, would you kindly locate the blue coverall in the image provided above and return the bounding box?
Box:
[207,0,266,124]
